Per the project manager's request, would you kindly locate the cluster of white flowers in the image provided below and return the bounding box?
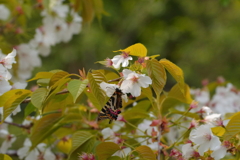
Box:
[191,83,240,115]
[17,138,55,160]
[181,106,227,160]
[101,52,152,97]
[14,0,82,80]
[0,2,83,158]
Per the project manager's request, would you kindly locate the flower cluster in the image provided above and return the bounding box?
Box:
[191,82,240,115]
[100,46,152,97]
[15,1,82,80]
[1,2,82,81]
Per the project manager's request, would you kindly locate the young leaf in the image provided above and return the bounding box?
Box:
[146,59,166,96]
[96,142,120,160]
[223,112,240,140]
[45,78,71,105]
[30,112,63,149]
[123,109,149,120]
[168,83,193,104]
[142,87,153,105]
[27,72,53,82]
[43,93,73,113]
[0,89,31,122]
[68,131,95,160]
[86,71,107,110]
[31,88,48,110]
[67,79,89,103]
[212,126,225,136]
[135,145,156,160]
[49,71,69,88]
[114,43,147,57]
[80,0,94,23]
[0,154,12,160]
[159,59,184,93]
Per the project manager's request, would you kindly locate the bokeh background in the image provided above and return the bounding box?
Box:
[35,0,240,88]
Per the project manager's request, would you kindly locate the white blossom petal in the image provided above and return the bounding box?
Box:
[0,5,10,20]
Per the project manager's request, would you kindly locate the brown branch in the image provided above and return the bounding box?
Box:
[4,121,33,130]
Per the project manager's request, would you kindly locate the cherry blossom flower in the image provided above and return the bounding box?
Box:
[181,143,195,159]
[0,64,11,80]
[100,82,119,97]
[211,145,227,160]
[16,44,41,79]
[0,4,10,20]
[62,10,82,43]
[79,152,96,160]
[189,124,221,156]
[0,130,16,153]
[100,82,128,102]
[0,49,16,69]
[198,106,213,118]
[17,138,56,160]
[101,127,126,145]
[0,79,11,95]
[204,113,223,127]
[120,69,152,97]
[190,88,210,105]
[111,52,132,69]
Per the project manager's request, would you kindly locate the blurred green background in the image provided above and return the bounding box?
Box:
[35,0,240,88]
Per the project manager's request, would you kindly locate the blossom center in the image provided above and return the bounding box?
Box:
[131,76,139,82]
[121,51,130,58]
[204,133,212,141]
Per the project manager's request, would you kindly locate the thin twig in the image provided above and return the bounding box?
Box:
[4,121,33,130]
[56,90,69,95]
[158,128,161,160]
[107,77,122,83]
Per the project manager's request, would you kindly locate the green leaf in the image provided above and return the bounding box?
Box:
[30,112,63,149]
[123,106,150,120]
[168,83,193,104]
[37,78,50,86]
[142,87,153,105]
[27,72,53,82]
[146,59,166,96]
[0,154,12,160]
[68,131,95,160]
[159,59,184,93]
[24,102,37,118]
[223,112,240,140]
[85,71,107,110]
[0,89,31,122]
[31,88,48,110]
[45,78,71,105]
[96,142,120,160]
[67,79,88,103]
[43,93,73,113]
[49,71,69,88]
[92,0,108,21]
[135,145,156,160]
[115,43,147,57]
[80,0,94,23]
